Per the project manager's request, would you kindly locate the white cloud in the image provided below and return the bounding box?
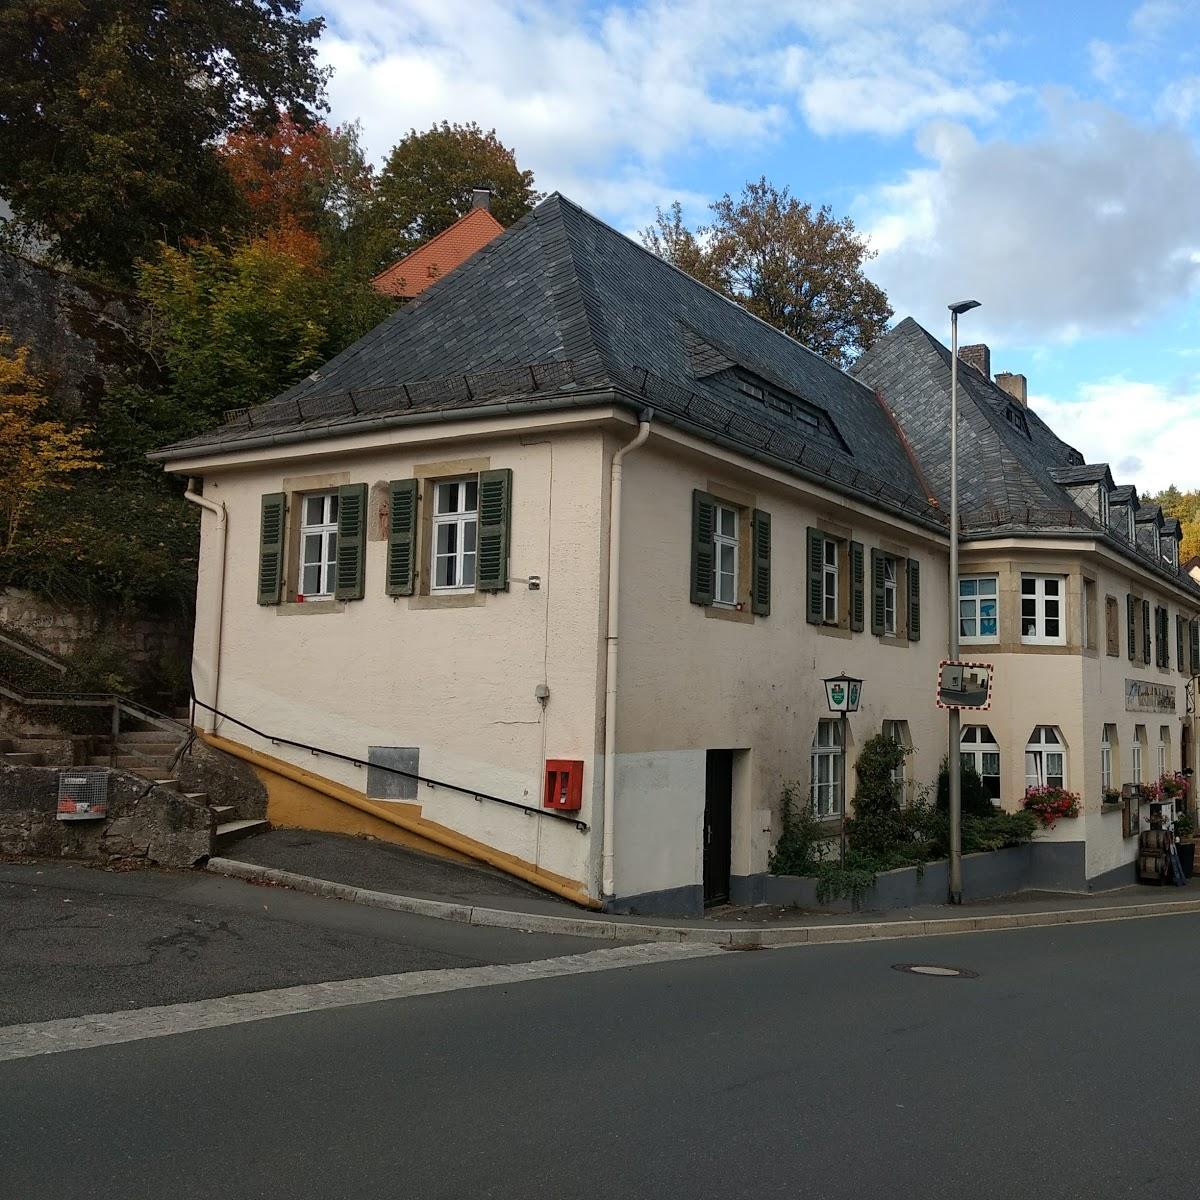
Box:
[1033,377,1200,492]
[1157,75,1200,124]
[863,95,1200,342]
[316,0,1016,225]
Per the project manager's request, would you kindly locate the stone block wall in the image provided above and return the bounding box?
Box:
[0,587,188,678]
[0,764,212,867]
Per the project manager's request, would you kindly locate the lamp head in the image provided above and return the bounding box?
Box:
[948,299,982,316]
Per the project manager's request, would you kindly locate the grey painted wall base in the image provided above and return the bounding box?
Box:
[606,882,704,918]
[732,841,1135,916]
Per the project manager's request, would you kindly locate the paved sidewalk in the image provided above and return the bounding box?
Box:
[220,828,1200,942]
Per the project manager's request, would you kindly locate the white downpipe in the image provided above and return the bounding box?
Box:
[183,479,227,734]
[602,412,653,899]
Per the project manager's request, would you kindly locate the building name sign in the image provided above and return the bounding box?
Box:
[1124,679,1176,714]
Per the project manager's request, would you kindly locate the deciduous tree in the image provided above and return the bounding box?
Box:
[0,334,101,553]
[0,1,326,282]
[367,122,540,272]
[642,179,892,368]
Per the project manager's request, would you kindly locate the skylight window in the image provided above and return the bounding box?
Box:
[736,373,822,435]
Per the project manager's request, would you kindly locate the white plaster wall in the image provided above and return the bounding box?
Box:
[188,424,608,889]
[613,435,950,900]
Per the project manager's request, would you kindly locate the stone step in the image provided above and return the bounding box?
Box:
[111,730,184,745]
[87,754,175,769]
[214,819,268,850]
[126,766,179,783]
[3,751,44,767]
[209,804,235,818]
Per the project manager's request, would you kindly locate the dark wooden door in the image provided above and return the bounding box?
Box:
[704,750,733,906]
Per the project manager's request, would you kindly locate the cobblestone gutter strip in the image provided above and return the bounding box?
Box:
[206,858,1200,946]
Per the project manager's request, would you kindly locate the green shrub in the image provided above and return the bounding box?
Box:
[769,781,827,876]
[936,754,995,817]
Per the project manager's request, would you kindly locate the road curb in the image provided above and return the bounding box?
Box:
[205,858,1200,947]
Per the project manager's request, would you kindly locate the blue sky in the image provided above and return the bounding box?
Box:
[310,0,1200,492]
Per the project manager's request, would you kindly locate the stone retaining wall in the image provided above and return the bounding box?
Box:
[0,587,187,674]
[0,764,212,867]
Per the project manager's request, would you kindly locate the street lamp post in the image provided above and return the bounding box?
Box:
[947,299,980,905]
[824,673,863,866]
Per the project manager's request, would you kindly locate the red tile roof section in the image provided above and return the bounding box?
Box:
[372,207,505,299]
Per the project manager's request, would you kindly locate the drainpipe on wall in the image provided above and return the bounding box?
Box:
[183,478,227,735]
[601,410,653,900]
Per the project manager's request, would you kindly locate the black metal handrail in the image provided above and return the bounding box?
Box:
[189,697,589,832]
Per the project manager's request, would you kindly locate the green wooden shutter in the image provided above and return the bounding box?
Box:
[849,541,865,632]
[1127,594,1136,661]
[477,469,513,592]
[689,490,717,606]
[1142,599,1151,664]
[334,483,367,601]
[1191,619,1200,675]
[907,558,921,642]
[750,509,771,617]
[870,549,886,636]
[257,492,286,606]
[386,479,418,596]
[1157,607,1168,667]
[806,528,824,625]
[1177,614,1186,673]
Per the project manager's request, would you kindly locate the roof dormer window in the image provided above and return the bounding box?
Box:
[1098,487,1109,529]
[1004,405,1029,437]
[735,372,830,440]
[1127,508,1136,542]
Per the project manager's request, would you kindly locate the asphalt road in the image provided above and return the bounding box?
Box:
[0,861,607,1024]
[3,902,1199,1199]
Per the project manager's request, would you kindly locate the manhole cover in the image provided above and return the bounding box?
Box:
[892,963,978,979]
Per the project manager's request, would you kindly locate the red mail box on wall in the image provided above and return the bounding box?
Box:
[544,759,584,811]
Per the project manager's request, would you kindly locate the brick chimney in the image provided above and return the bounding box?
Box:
[995,372,1028,407]
[470,187,493,211]
[958,343,990,380]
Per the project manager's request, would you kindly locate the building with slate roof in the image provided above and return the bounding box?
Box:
[155,194,1200,914]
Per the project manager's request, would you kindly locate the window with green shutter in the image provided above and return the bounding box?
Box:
[906,558,921,641]
[690,490,717,606]
[870,549,886,636]
[257,492,286,606]
[476,468,512,592]
[1191,618,1200,675]
[750,509,771,617]
[334,482,367,601]
[1142,598,1151,664]
[1178,613,1186,673]
[386,479,418,596]
[1127,594,1136,661]
[806,528,825,625]
[849,541,865,632]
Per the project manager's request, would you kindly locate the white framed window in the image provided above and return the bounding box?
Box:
[432,477,478,591]
[822,539,839,623]
[299,492,339,599]
[1158,726,1169,777]
[883,719,910,801]
[1098,487,1109,529]
[959,575,999,642]
[1020,574,1066,644]
[1025,726,1066,790]
[713,503,738,606]
[810,719,844,818]
[1127,508,1136,543]
[1133,726,1145,785]
[883,557,898,635]
[1101,726,1114,792]
[961,725,1001,804]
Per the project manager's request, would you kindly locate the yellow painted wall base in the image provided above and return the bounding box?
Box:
[201,732,599,909]
[252,765,478,866]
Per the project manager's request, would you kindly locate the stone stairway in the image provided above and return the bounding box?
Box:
[1,723,268,853]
